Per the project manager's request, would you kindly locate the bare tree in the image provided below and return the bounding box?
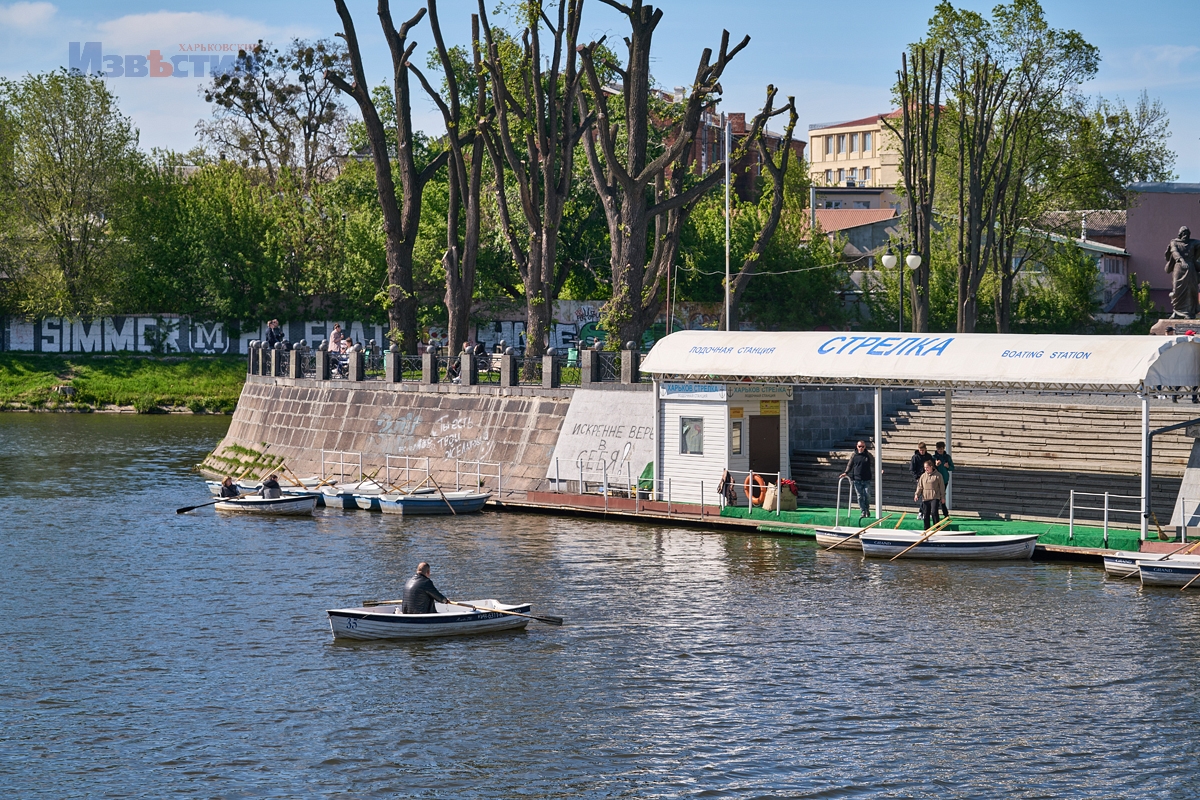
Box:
[578,0,756,346]
[718,87,798,333]
[409,1,489,355]
[199,38,349,190]
[476,0,588,364]
[883,47,943,333]
[327,1,448,352]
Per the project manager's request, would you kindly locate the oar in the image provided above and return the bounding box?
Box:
[426,473,458,515]
[361,598,564,626]
[448,600,563,626]
[1181,567,1200,591]
[888,515,956,561]
[894,512,907,529]
[1119,538,1200,579]
[279,463,307,488]
[177,493,246,514]
[824,513,894,551]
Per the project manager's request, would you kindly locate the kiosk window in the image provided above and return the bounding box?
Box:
[681,417,704,455]
[731,421,743,454]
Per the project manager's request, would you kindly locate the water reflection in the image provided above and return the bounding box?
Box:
[2,413,1200,797]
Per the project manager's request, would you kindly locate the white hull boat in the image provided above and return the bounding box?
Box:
[327,600,531,640]
[861,531,1037,560]
[378,491,491,515]
[207,476,323,496]
[1138,556,1200,587]
[1105,551,1200,578]
[214,495,317,516]
[815,525,975,550]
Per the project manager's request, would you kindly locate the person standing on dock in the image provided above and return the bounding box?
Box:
[914,460,946,529]
[909,442,935,504]
[934,442,954,514]
[403,562,448,614]
[840,440,875,519]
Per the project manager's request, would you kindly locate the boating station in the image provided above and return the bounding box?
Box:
[204,330,1200,562]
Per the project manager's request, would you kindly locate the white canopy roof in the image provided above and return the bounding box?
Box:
[640,331,1200,392]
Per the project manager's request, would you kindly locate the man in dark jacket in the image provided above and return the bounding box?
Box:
[910,443,935,484]
[265,319,285,348]
[402,562,448,614]
[840,440,875,518]
[260,474,282,499]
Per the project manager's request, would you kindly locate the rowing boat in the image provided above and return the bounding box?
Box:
[814,525,975,550]
[1102,551,1179,577]
[1137,556,1200,587]
[377,490,491,515]
[352,487,436,511]
[207,476,322,496]
[860,530,1037,560]
[327,599,530,639]
[213,495,316,516]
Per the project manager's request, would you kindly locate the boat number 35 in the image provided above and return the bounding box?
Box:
[345,618,358,629]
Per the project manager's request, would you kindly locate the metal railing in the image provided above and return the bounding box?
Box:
[321,450,363,485]
[455,459,503,496]
[384,454,430,491]
[548,461,715,518]
[514,357,543,386]
[364,347,385,380]
[299,349,318,379]
[1068,489,1142,548]
[597,351,621,382]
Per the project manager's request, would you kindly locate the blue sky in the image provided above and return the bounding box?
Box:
[3,0,1198,181]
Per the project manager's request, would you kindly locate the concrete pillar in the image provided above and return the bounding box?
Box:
[461,348,478,385]
[347,349,364,382]
[316,345,331,380]
[270,347,284,377]
[422,349,439,384]
[874,386,883,520]
[543,353,560,389]
[247,343,256,374]
[384,345,401,383]
[288,348,301,380]
[581,348,599,385]
[499,351,518,386]
[621,343,641,384]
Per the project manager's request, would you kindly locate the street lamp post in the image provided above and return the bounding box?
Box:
[881,242,923,332]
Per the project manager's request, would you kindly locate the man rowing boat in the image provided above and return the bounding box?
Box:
[403,562,448,614]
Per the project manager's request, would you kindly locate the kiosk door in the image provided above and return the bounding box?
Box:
[748,415,780,476]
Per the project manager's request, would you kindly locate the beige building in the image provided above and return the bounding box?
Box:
[808,111,901,208]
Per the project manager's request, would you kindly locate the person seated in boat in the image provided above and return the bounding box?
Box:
[219,476,240,498]
[402,562,448,614]
[913,460,946,530]
[260,474,283,499]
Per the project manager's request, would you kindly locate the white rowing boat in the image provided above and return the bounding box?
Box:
[214,495,316,516]
[1102,551,1176,577]
[206,476,323,496]
[815,525,976,550]
[326,600,531,639]
[1137,555,1200,587]
[860,530,1037,560]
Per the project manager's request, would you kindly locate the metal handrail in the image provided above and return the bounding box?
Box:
[1068,489,1144,548]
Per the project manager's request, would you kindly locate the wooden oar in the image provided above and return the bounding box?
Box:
[893,512,907,529]
[279,463,307,488]
[1181,567,1200,591]
[1120,537,1200,579]
[888,515,956,561]
[177,493,246,514]
[448,600,563,626]
[823,513,894,551]
[426,473,458,516]
[361,598,564,626]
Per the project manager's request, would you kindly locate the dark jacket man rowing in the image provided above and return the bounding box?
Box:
[260,474,282,499]
[403,562,448,614]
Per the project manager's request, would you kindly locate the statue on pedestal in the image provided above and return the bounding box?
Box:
[1165,226,1200,319]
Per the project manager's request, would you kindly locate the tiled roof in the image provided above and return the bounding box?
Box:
[809,111,902,132]
[808,208,898,233]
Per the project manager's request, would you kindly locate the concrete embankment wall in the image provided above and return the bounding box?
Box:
[210,376,581,493]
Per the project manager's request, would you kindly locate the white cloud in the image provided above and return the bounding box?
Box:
[0,1,55,30]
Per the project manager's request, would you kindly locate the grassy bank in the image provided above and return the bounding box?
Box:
[0,353,246,412]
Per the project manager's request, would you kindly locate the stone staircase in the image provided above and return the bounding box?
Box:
[790,395,1200,524]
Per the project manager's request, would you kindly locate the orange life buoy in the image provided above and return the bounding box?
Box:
[743,473,767,506]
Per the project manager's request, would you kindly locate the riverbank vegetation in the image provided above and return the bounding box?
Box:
[0,354,244,413]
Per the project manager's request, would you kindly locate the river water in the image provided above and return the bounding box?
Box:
[3,413,1200,798]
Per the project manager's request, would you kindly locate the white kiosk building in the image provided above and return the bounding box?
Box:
[641,330,1200,539]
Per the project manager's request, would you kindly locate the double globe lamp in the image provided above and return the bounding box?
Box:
[881,249,923,332]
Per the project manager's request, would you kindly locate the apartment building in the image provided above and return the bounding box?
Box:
[808,111,902,210]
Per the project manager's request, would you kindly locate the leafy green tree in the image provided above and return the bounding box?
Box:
[1,70,142,317]
[1047,91,1176,210]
